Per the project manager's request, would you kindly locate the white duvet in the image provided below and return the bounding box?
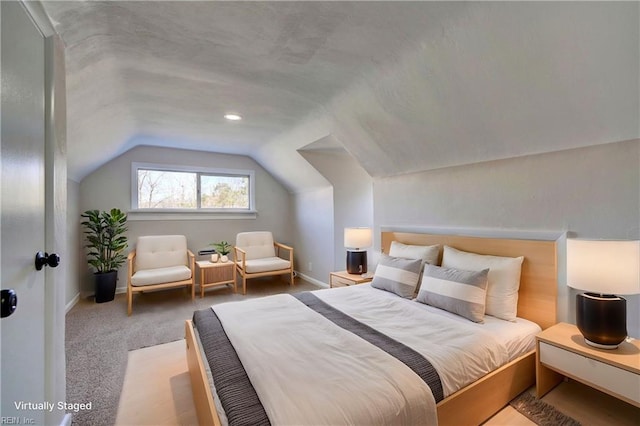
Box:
[211,284,540,426]
[314,285,540,396]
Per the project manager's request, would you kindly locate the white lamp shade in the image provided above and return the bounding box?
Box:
[344,227,372,249]
[566,239,640,295]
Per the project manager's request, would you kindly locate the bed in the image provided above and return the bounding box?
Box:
[185,232,558,425]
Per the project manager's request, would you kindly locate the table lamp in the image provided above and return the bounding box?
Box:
[344,227,372,274]
[566,239,640,349]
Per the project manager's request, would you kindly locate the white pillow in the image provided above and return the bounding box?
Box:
[441,246,524,321]
[389,241,439,265]
[389,241,440,295]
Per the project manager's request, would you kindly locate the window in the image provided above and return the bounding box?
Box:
[137,169,197,209]
[200,174,249,209]
[131,162,255,214]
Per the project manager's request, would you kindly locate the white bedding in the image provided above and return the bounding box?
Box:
[314,284,541,396]
[208,284,541,425]
[214,293,437,425]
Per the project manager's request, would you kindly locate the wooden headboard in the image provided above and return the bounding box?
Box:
[381,231,558,330]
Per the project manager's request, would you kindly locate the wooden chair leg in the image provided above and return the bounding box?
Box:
[127,285,132,316]
[242,275,247,295]
[290,270,294,286]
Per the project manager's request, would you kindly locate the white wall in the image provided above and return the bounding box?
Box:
[373,139,640,337]
[78,145,292,294]
[292,187,334,284]
[300,149,374,273]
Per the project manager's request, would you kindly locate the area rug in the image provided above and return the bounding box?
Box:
[510,391,581,426]
[114,340,197,426]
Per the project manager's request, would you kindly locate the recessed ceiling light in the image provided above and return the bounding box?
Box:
[224,114,242,121]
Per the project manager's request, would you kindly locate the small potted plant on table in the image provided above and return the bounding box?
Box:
[211,241,232,262]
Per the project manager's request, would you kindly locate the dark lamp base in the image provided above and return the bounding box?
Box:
[346,250,367,274]
[575,292,627,350]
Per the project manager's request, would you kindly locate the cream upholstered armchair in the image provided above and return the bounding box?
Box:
[127,235,195,315]
[234,231,294,295]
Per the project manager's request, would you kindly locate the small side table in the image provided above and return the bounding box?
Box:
[329,270,373,288]
[536,322,640,407]
[196,260,236,297]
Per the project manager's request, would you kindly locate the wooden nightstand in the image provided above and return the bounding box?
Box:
[329,270,373,288]
[196,260,236,297]
[536,322,640,407]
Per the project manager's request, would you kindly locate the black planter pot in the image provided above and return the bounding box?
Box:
[95,270,117,303]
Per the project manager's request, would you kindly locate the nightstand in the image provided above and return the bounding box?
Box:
[196,260,236,297]
[329,270,373,288]
[536,322,640,407]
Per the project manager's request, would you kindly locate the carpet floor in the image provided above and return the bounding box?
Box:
[65,277,322,426]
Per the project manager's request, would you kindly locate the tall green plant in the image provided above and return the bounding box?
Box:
[81,208,128,273]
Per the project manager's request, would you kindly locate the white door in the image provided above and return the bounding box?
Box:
[1,1,48,424]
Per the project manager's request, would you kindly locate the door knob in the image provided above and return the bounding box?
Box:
[1,289,17,318]
[35,251,60,270]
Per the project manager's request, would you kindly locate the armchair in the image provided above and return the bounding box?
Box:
[234,231,294,295]
[127,235,195,315]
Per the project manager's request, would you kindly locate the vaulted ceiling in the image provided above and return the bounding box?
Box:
[43,2,639,192]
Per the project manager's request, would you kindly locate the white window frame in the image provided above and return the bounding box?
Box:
[130,162,256,220]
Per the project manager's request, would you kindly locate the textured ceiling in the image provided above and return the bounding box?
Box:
[43,2,639,190]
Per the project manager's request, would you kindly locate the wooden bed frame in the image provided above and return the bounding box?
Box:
[185,231,558,426]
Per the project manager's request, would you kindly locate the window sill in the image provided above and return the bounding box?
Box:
[127,210,257,221]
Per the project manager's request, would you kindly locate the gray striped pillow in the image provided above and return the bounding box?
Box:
[416,264,489,322]
[371,254,422,298]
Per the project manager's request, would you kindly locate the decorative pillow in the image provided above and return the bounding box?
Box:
[371,254,422,298]
[441,246,524,321]
[389,241,440,265]
[416,265,489,322]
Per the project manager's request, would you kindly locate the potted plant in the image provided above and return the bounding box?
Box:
[81,208,128,303]
[211,240,232,262]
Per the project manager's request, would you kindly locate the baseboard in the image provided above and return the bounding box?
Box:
[65,293,80,313]
[115,286,127,294]
[296,272,329,288]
